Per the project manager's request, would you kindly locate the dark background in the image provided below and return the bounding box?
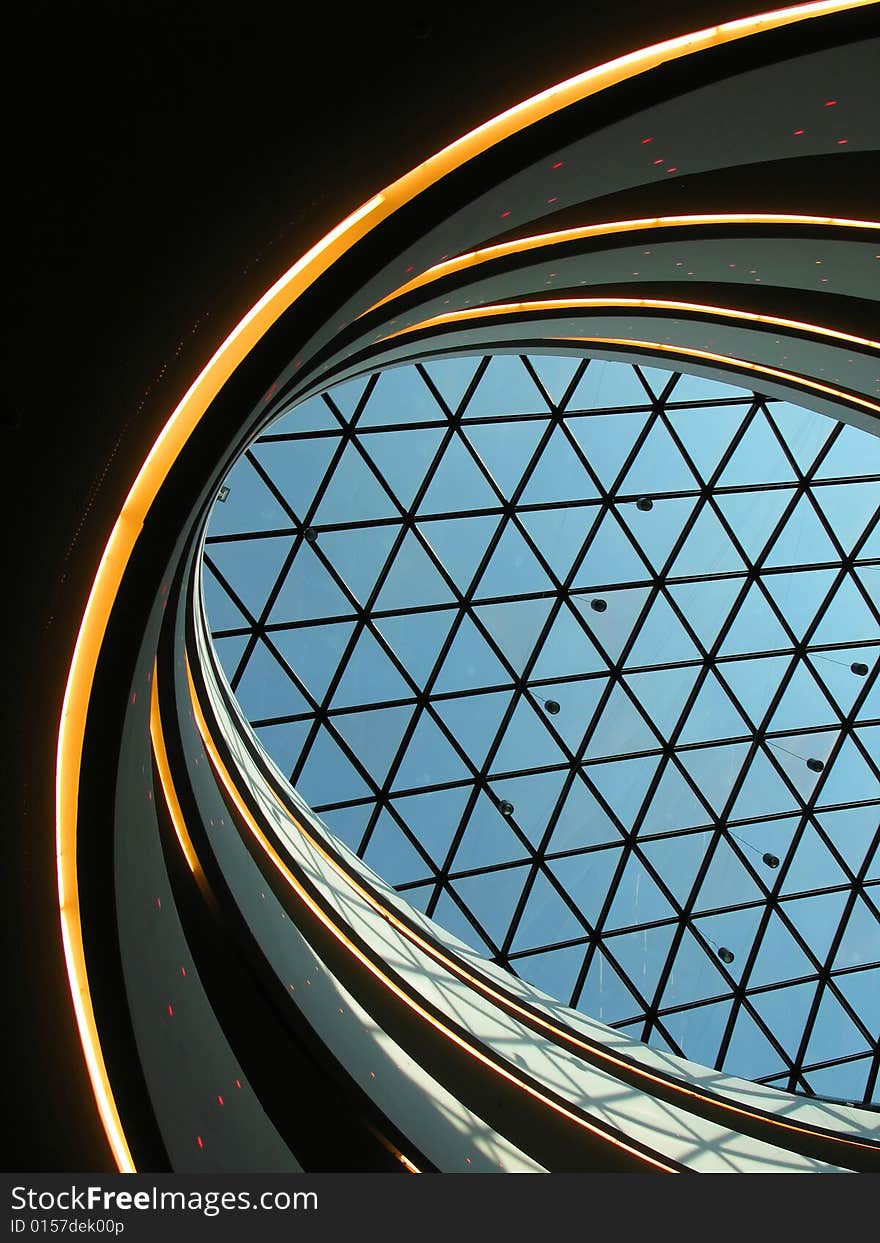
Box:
[3,0,794,1172]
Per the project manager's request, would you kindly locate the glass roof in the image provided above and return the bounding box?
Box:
[202,353,880,1107]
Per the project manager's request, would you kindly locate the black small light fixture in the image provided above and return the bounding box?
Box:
[590,598,608,613]
[303,527,318,544]
[762,852,780,869]
[728,828,780,872]
[806,757,825,773]
[851,661,869,677]
[635,496,654,511]
[544,699,561,715]
[499,800,514,817]
[717,946,735,965]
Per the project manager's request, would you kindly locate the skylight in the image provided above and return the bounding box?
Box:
[202,353,880,1107]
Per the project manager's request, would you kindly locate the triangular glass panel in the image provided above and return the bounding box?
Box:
[374,609,456,692]
[605,852,677,928]
[764,727,839,801]
[721,1008,788,1081]
[678,672,749,745]
[718,581,792,657]
[574,586,653,664]
[639,762,712,834]
[375,530,456,611]
[576,948,643,1025]
[670,504,746,577]
[359,363,446,426]
[572,510,650,588]
[268,544,353,623]
[510,869,589,953]
[530,676,607,754]
[804,1058,872,1104]
[717,653,793,729]
[763,568,837,641]
[815,735,880,807]
[810,644,879,717]
[567,360,650,412]
[422,356,483,414]
[492,768,569,850]
[208,454,293,538]
[619,419,699,495]
[603,923,677,1008]
[422,513,505,593]
[768,660,838,733]
[390,784,472,871]
[527,353,582,406]
[272,621,356,702]
[513,943,587,1005]
[668,576,743,652]
[212,633,250,683]
[670,372,751,402]
[781,889,849,964]
[251,436,338,520]
[749,981,818,1056]
[764,401,833,473]
[332,704,416,788]
[450,793,528,872]
[519,507,596,582]
[636,365,675,402]
[519,425,599,504]
[209,535,293,620]
[391,710,471,791]
[319,802,372,853]
[431,888,493,955]
[625,593,701,667]
[432,613,512,694]
[625,666,701,742]
[812,480,879,556]
[693,904,765,985]
[641,832,711,907]
[567,409,649,489]
[466,354,550,419]
[418,433,500,513]
[546,780,624,853]
[814,421,880,480]
[465,418,548,500]
[254,719,312,781]
[855,519,880,560]
[619,495,699,576]
[547,845,623,927]
[490,696,567,774]
[266,392,340,434]
[817,805,880,876]
[832,897,880,970]
[331,628,411,708]
[666,403,747,484]
[202,561,251,630]
[234,640,311,721]
[295,729,372,806]
[693,836,764,912]
[359,426,445,509]
[715,488,796,561]
[587,754,661,830]
[474,596,555,674]
[657,998,734,1068]
[531,602,607,678]
[763,494,839,569]
[473,522,554,599]
[747,909,816,988]
[316,524,399,606]
[434,690,514,773]
[312,442,397,524]
[362,810,432,887]
[661,928,731,1009]
[718,411,798,486]
[451,864,532,948]
[834,967,880,1046]
[804,987,871,1065]
[678,742,751,815]
[728,748,799,820]
[325,374,371,420]
[583,684,659,760]
[812,573,880,647]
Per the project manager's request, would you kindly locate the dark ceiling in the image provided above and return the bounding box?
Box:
[3,0,871,1171]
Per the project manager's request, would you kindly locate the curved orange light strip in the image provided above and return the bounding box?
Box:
[186,651,880,1158]
[365,214,880,314]
[55,0,875,1171]
[182,660,678,1173]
